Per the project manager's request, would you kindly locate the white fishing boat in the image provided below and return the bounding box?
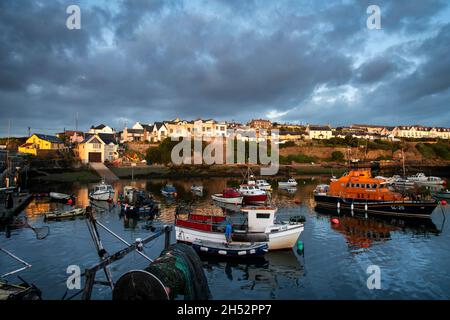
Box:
[392,176,415,188]
[278,178,298,188]
[49,192,72,201]
[89,181,114,201]
[408,173,445,186]
[175,206,304,250]
[191,185,204,193]
[256,180,272,191]
[44,208,86,220]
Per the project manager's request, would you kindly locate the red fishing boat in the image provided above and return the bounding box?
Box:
[211,188,243,204]
[238,184,268,204]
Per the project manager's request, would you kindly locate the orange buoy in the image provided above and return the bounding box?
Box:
[331,218,340,224]
[294,199,301,204]
[67,199,73,206]
[441,200,447,206]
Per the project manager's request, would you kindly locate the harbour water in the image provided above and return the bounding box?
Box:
[1,177,450,300]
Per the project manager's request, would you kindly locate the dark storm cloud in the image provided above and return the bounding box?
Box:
[0,0,449,136]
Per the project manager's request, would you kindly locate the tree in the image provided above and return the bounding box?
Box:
[146,147,162,164]
[331,151,345,162]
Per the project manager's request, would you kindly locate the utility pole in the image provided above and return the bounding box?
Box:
[28,127,31,137]
[76,112,79,131]
[6,119,11,148]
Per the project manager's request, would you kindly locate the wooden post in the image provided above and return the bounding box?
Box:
[164,225,171,250]
[81,269,95,300]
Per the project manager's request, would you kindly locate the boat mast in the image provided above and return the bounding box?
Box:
[402,148,406,177]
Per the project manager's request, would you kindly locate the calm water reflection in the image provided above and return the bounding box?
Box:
[1,176,449,299]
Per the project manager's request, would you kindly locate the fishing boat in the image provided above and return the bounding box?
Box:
[238,185,268,204]
[278,178,298,188]
[49,192,74,202]
[392,176,415,188]
[175,207,305,250]
[211,188,243,204]
[313,169,438,218]
[256,180,272,191]
[191,185,204,194]
[161,184,177,197]
[408,173,445,186]
[432,189,450,200]
[121,202,159,220]
[44,208,86,220]
[89,181,114,201]
[192,240,268,258]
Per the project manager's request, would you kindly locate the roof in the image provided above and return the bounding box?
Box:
[154,122,166,130]
[81,134,116,145]
[34,134,62,143]
[142,124,153,131]
[308,125,331,131]
[91,124,106,130]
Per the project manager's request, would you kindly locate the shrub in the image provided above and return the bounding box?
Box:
[331,151,345,161]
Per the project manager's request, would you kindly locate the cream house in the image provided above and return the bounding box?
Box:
[77,134,118,164]
[306,125,333,140]
[433,127,450,139]
[165,119,191,138]
[152,122,168,142]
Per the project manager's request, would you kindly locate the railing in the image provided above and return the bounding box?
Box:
[77,208,173,300]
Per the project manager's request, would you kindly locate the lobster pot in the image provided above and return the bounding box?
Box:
[112,243,210,300]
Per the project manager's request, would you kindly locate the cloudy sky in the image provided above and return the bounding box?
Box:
[1,0,450,136]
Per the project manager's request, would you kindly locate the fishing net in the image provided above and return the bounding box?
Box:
[29,225,50,240]
[145,243,211,300]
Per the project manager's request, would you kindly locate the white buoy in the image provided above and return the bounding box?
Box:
[337,202,341,209]
[351,203,354,211]
[365,203,368,212]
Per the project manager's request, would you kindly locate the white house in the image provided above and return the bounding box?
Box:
[89,124,116,135]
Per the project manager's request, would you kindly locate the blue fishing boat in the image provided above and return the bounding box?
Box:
[161,184,177,197]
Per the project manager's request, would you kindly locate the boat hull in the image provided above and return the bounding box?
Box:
[44,208,86,220]
[242,194,268,204]
[211,194,243,204]
[175,224,303,251]
[89,191,114,201]
[192,241,268,258]
[314,194,437,218]
[49,192,71,201]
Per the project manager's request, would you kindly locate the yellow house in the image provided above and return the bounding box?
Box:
[18,134,64,156]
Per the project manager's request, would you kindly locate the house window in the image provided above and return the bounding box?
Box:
[93,143,101,149]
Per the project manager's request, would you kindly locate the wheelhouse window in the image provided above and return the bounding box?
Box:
[256,213,271,219]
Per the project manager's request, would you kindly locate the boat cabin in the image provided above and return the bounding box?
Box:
[241,207,277,232]
[328,169,403,201]
[92,183,114,194]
